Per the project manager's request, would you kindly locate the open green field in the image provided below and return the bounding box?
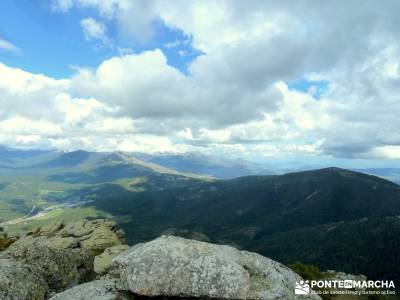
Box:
[3,206,109,236]
[0,170,94,222]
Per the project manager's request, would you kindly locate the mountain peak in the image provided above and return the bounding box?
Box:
[40,150,91,168]
[318,166,353,174]
[102,151,133,164]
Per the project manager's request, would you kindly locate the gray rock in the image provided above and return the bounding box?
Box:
[325,270,367,282]
[49,279,134,300]
[59,219,94,238]
[115,229,126,240]
[80,226,121,255]
[41,220,65,235]
[0,218,131,297]
[114,236,321,299]
[2,242,93,292]
[8,218,124,256]
[162,228,211,242]
[0,258,48,300]
[48,236,79,249]
[94,244,130,275]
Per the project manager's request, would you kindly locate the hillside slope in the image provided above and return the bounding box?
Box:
[0,150,205,224]
[90,167,400,244]
[83,167,400,285]
[257,216,400,282]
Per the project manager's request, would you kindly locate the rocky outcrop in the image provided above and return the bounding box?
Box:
[79,225,121,255]
[49,279,134,300]
[2,241,93,292]
[46,219,123,255]
[0,227,17,251]
[0,219,322,300]
[114,235,320,299]
[161,228,211,242]
[0,258,48,300]
[94,244,129,276]
[3,218,124,255]
[0,218,126,297]
[325,270,367,282]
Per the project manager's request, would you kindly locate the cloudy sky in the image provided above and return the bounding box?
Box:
[0,0,399,166]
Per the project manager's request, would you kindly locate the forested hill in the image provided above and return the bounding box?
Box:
[90,167,400,245]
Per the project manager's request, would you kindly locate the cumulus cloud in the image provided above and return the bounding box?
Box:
[80,17,109,45]
[0,63,149,151]
[72,50,189,119]
[72,49,282,127]
[3,0,400,159]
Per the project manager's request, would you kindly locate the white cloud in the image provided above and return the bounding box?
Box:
[3,1,400,160]
[369,146,400,159]
[164,38,190,49]
[51,0,73,12]
[72,49,283,128]
[80,17,109,45]
[72,50,190,119]
[0,62,140,151]
[0,117,61,136]
[0,38,19,53]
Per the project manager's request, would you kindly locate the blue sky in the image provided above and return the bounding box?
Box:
[0,0,327,97]
[0,0,399,167]
[287,79,328,99]
[0,0,200,78]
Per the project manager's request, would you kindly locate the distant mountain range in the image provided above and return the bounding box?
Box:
[356,168,400,185]
[0,148,205,225]
[1,145,399,182]
[1,146,400,284]
[98,167,400,241]
[134,152,270,179]
[88,167,400,284]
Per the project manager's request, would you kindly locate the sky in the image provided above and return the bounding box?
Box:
[0,0,400,167]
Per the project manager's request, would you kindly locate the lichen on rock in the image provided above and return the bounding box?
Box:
[114,235,321,300]
[94,244,130,276]
[2,241,93,292]
[49,279,134,300]
[0,218,126,297]
[0,219,323,300]
[0,258,48,300]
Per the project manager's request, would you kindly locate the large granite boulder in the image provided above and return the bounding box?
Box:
[0,219,128,291]
[2,237,93,292]
[114,236,320,299]
[162,228,211,242]
[0,218,127,293]
[0,220,324,299]
[49,279,134,300]
[0,218,130,298]
[0,258,48,300]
